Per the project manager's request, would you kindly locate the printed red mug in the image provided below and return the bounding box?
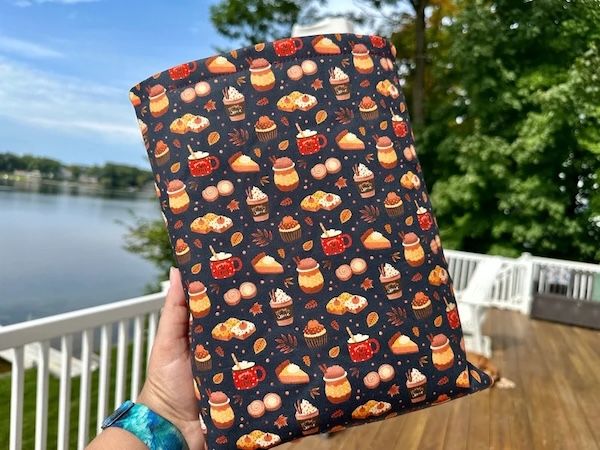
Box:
[348,336,380,363]
[209,253,243,279]
[321,232,352,256]
[232,362,267,390]
[169,61,198,80]
[417,209,433,231]
[297,133,327,156]
[273,37,303,57]
[189,153,220,177]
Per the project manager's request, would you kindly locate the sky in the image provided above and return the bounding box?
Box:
[0,0,373,169]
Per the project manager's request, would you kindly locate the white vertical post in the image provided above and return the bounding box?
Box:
[130,316,144,401]
[77,329,94,450]
[57,334,73,450]
[147,312,159,368]
[115,320,129,407]
[9,346,24,450]
[35,341,50,450]
[519,252,534,315]
[96,325,112,434]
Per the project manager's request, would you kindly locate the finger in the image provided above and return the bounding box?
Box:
[155,267,190,344]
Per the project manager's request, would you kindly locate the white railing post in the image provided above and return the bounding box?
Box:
[57,334,73,450]
[96,324,112,435]
[10,346,25,450]
[35,341,50,450]
[519,252,535,315]
[77,329,94,450]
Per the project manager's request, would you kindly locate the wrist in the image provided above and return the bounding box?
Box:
[137,383,195,447]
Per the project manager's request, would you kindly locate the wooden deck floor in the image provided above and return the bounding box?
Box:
[282,309,600,450]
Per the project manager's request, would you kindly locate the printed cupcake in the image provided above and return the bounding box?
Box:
[249,57,276,91]
[255,115,278,142]
[352,163,375,198]
[406,368,427,403]
[384,191,404,217]
[154,140,170,166]
[294,399,320,436]
[328,66,350,100]
[148,84,169,118]
[174,238,191,265]
[430,333,455,371]
[296,257,325,294]
[352,43,374,74]
[412,291,432,319]
[166,179,190,214]
[272,157,300,191]
[359,96,378,120]
[194,344,212,372]
[189,281,211,318]
[246,186,269,222]
[269,288,294,326]
[402,232,425,267]
[278,215,302,242]
[303,320,328,348]
[222,86,245,121]
[376,136,398,169]
[378,263,402,300]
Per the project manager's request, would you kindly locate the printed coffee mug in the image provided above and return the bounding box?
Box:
[209,254,243,279]
[321,232,352,256]
[297,133,327,155]
[273,37,303,57]
[348,336,380,363]
[232,363,267,390]
[169,61,198,80]
[189,153,220,177]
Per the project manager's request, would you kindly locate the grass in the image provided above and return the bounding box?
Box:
[0,343,146,449]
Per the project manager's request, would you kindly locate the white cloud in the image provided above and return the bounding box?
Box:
[0,35,64,59]
[14,0,99,6]
[0,57,139,142]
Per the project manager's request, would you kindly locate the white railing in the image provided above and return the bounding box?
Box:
[1,250,599,450]
[0,291,166,450]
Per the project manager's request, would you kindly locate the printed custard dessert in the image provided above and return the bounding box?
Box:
[129,32,492,450]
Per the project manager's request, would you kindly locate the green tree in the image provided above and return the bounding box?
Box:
[422,0,600,262]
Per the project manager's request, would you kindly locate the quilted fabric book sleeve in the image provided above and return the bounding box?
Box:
[129,32,491,450]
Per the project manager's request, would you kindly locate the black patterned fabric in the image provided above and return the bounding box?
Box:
[129,32,491,450]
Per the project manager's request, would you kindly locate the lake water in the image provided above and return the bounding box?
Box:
[0,181,163,325]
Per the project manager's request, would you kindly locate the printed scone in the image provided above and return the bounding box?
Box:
[326,292,368,315]
[295,399,320,435]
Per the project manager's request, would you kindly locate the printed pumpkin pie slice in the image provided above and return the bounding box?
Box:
[311,35,341,54]
[456,369,470,389]
[360,228,391,250]
[228,151,260,172]
[205,55,237,74]
[251,252,284,274]
[388,332,419,355]
[335,129,365,150]
[276,360,310,384]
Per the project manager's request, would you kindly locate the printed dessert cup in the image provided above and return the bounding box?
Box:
[329,66,351,100]
[379,263,402,299]
[295,399,320,435]
[352,163,375,198]
[406,368,427,403]
[269,288,294,326]
[246,186,269,222]
[223,86,246,121]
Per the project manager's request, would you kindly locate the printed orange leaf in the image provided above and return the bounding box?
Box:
[315,110,327,124]
[360,277,374,291]
[384,223,392,234]
[305,299,318,309]
[226,199,240,212]
[280,116,290,127]
[387,307,407,326]
[405,216,414,226]
[275,334,298,354]
[228,128,249,146]
[212,373,224,384]
[411,273,423,282]
[251,228,273,247]
[174,220,184,230]
[302,240,314,251]
[330,320,340,331]
[191,263,201,274]
[437,376,449,386]
[328,346,340,358]
[331,409,344,419]
[366,311,379,327]
[384,174,395,182]
[359,205,379,223]
[304,216,314,226]
[379,120,388,130]
[249,302,263,316]
[253,338,267,354]
[358,126,366,136]
[256,96,269,106]
[215,436,228,445]
[215,346,225,358]
[170,162,181,173]
[278,139,289,151]
[193,239,203,249]
[207,131,220,145]
[359,79,370,88]
[412,326,420,337]
[387,383,400,397]
[303,355,311,367]
[230,231,243,247]
[203,99,217,112]
[470,370,482,383]
[154,122,163,132]
[434,315,443,327]
[254,147,262,158]
[339,208,352,224]
[334,107,354,124]
[277,248,285,259]
[280,197,293,206]
[334,176,348,189]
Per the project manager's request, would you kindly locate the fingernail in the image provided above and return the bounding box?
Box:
[169,266,175,281]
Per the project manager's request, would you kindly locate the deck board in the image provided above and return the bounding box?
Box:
[285,309,600,450]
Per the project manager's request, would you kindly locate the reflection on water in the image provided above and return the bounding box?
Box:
[0,179,163,324]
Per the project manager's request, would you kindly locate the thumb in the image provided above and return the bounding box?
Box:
[154,267,190,345]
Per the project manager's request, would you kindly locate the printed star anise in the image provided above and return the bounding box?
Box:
[203,99,217,112]
[311,78,323,90]
[274,415,288,429]
[249,302,263,316]
[226,199,240,212]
